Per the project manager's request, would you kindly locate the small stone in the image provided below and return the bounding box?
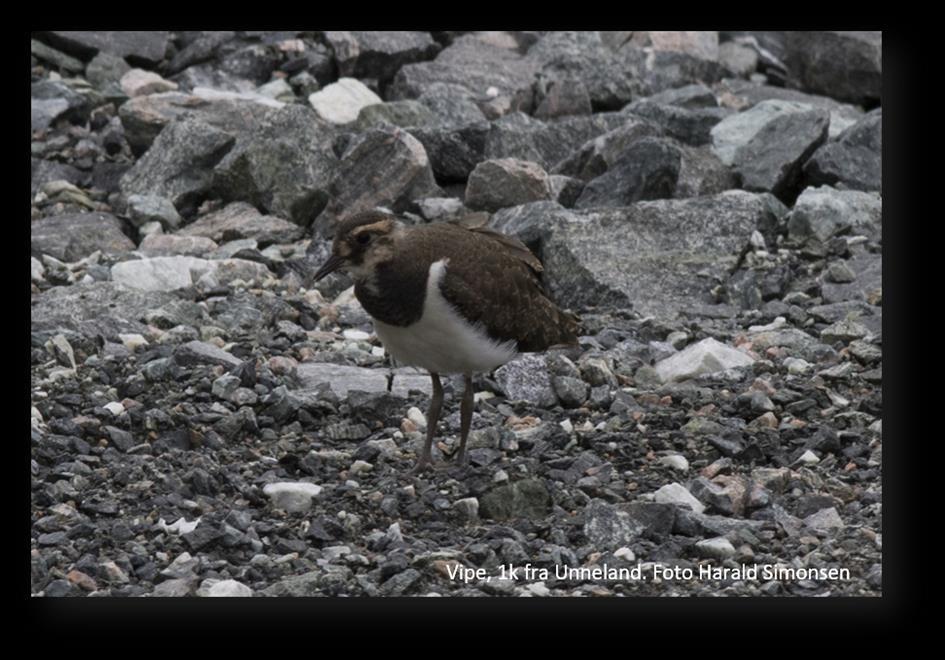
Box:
[263,481,323,513]
[342,329,371,341]
[796,449,820,465]
[308,77,382,124]
[103,401,125,416]
[784,357,812,375]
[695,536,736,559]
[653,483,705,513]
[654,337,755,383]
[659,454,690,472]
[350,460,374,475]
[406,406,427,430]
[118,333,148,351]
[31,256,45,282]
[453,497,479,521]
[803,507,844,533]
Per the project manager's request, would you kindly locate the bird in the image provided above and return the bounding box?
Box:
[312,209,581,473]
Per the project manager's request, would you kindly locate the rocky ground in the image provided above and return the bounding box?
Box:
[30,31,882,597]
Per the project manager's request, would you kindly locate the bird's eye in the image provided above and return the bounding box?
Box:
[356,232,371,245]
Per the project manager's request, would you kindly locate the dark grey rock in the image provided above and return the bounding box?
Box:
[533,77,593,119]
[173,340,242,368]
[479,478,552,521]
[781,31,881,104]
[465,158,553,212]
[416,83,488,127]
[484,111,627,172]
[409,122,489,182]
[553,116,662,182]
[626,101,729,146]
[804,110,881,192]
[178,202,305,246]
[166,31,236,74]
[31,158,88,196]
[820,250,882,306]
[493,191,781,320]
[549,175,585,208]
[44,31,171,66]
[380,568,423,596]
[674,144,739,199]
[582,499,644,550]
[212,104,337,226]
[389,33,538,101]
[313,127,441,235]
[219,44,279,85]
[85,51,132,95]
[574,137,682,208]
[31,39,85,73]
[31,212,135,262]
[733,108,829,201]
[328,31,439,83]
[642,83,720,109]
[552,376,589,408]
[493,354,557,407]
[120,118,235,216]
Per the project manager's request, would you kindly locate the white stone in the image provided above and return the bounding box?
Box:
[343,329,371,341]
[695,536,737,559]
[263,481,323,513]
[350,460,374,475]
[748,316,787,333]
[710,100,814,165]
[453,497,479,520]
[614,547,636,561]
[118,333,149,351]
[653,482,705,513]
[157,517,200,535]
[804,507,844,532]
[521,581,551,597]
[31,257,45,282]
[120,68,178,97]
[784,357,812,375]
[654,337,755,384]
[559,419,574,434]
[256,78,294,101]
[31,406,44,423]
[103,401,125,416]
[797,449,820,465]
[308,77,382,124]
[659,454,690,472]
[406,406,427,430]
[371,346,386,358]
[111,256,268,292]
[205,579,253,597]
[493,469,509,484]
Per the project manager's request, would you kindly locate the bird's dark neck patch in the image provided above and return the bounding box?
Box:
[355,258,428,327]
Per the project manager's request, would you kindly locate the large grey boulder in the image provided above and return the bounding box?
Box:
[553,116,661,182]
[492,191,783,320]
[465,158,553,212]
[120,118,235,216]
[43,31,171,66]
[325,31,439,82]
[312,127,441,235]
[178,202,305,246]
[573,137,682,208]
[782,31,881,105]
[804,110,881,192]
[787,186,882,244]
[212,104,338,226]
[31,212,134,262]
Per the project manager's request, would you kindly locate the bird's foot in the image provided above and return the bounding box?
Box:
[409,456,435,475]
[453,449,468,468]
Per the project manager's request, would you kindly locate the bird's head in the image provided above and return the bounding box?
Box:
[313,209,403,283]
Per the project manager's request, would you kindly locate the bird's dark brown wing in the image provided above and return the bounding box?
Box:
[420,223,580,352]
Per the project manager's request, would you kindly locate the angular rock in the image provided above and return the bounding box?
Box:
[120,118,235,216]
[178,202,305,246]
[733,106,829,201]
[354,100,436,131]
[139,234,218,257]
[119,69,178,97]
[533,77,593,119]
[110,256,203,291]
[484,111,627,172]
[326,31,439,82]
[212,105,338,226]
[820,250,882,306]
[409,122,489,182]
[31,212,134,262]
[583,499,645,550]
[574,137,682,208]
[390,33,538,101]
[493,353,557,407]
[654,338,755,383]
[803,506,845,533]
[31,97,71,132]
[804,110,881,192]
[126,194,182,229]
[493,191,782,320]
[553,116,661,182]
[695,536,737,559]
[710,99,818,166]
[479,478,552,521]
[308,77,382,124]
[85,51,132,94]
[786,186,882,244]
[416,82,488,127]
[625,93,729,146]
[653,483,705,513]
[31,158,88,196]
[173,340,242,368]
[44,31,171,65]
[202,579,253,597]
[313,127,441,234]
[674,144,739,199]
[118,90,277,155]
[262,482,323,513]
[630,31,720,61]
[295,363,432,397]
[465,158,553,212]
[781,31,881,104]
[31,39,85,73]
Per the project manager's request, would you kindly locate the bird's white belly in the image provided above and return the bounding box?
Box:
[372,259,517,374]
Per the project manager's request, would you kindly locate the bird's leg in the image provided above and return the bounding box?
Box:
[410,372,442,474]
[454,373,474,467]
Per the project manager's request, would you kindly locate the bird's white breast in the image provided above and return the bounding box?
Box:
[372,259,518,374]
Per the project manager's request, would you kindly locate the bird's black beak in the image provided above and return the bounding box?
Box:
[313,253,346,282]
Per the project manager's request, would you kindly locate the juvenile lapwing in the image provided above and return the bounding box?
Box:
[313,209,580,473]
